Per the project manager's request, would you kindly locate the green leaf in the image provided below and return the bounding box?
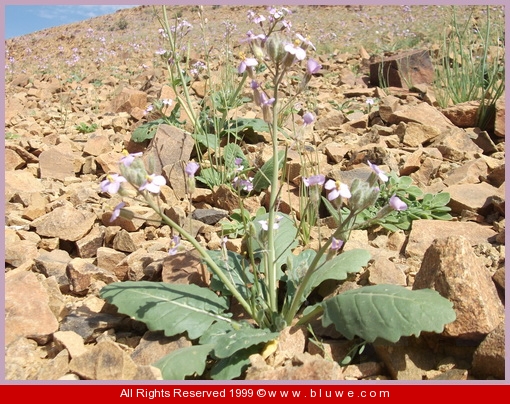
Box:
[223,142,247,169]
[205,250,254,300]
[154,344,214,380]
[306,249,371,300]
[210,345,260,380]
[213,326,279,359]
[251,212,298,275]
[431,192,451,207]
[192,132,220,150]
[131,119,165,142]
[252,150,286,192]
[196,167,223,188]
[199,321,236,345]
[321,284,456,343]
[223,118,270,135]
[100,281,231,340]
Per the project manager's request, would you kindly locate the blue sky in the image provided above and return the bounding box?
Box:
[4,5,137,39]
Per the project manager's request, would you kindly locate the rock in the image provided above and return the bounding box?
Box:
[33,205,96,242]
[96,247,127,273]
[142,124,195,177]
[5,147,26,170]
[440,101,480,128]
[431,128,484,161]
[5,170,45,202]
[413,236,504,339]
[76,225,105,258]
[373,336,440,380]
[5,337,43,380]
[493,94,505,137]
[367,257,407,286]
[245,352,344,380]
[53,330,88,358]
[112,229,146,253]
[127,250,168,281]
[131,331,192,366]
[209,184,240,212]
[447,181,504,215]
[277,325,307,358]
[60,311,127,343]
[486,163,505,188]
[83,133,113,156]
[162,251,208,287]
[38,143,77,181]
[369,50,434,88]
[443,159,488,187]
[5,271,59,345]
[192,208,229,225]
[324,142,350,164]
[69,339,141,380]
[35,349,70,380]
[406,220,497,259]
[5,237,39,268]
[34,249,72,288]
[66,258,118,295]
[378,95,401,122]
[388,102,454,133]
[109,87,147,115]
[401,122,441,147]
[470,321,505,380]
[315,110,347,131]
[342,362,385,380]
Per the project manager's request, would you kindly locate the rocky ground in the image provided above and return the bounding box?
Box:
[4,5,506,380]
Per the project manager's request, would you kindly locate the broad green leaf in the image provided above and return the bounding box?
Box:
[305,249,371,301]
[321,284,456,343]
[154,344,214,380]
[199,321,236,345]
[252,150,286,192]
[431,192,451,207]
[205,250,254,299]
[131,119,164,142]
[100,281,231,340]
[223,142,247,169]
[210,345,260,380]
[196,167,223,188]
[223,117,270,135]
[213,326,279,359]
[192,132,220,150]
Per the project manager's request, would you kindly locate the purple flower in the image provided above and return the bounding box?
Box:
[284,42,306,60]
[303,174,325,187]
[234,157,244,171]
[110,202,126,222]
[324,179,351,201]
[168,235,181,255]
[389,195,408,211]
[139,173,166,194]
[307,58,322,75]
[185,161,200,177]
[233,176,253,192]
[303,112,315,126]
[120,151,143,167]
[238,56,258,74]
[259,216,282,231]
[367,161,388,182]
[100,174,127,194]
[330,237,344,251]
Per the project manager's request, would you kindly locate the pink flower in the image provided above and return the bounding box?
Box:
[100,174,126,194]
[110,202,126,222]
[324,179,351,201]
[303,174,325,187]
[238,57,258,74]
[185,161,200,177]
[168,235,181,255]
[330,237,344,251]
[306,58,322,75]
[303,112,315,126]
[120,151,143,167]
[389,195,408,211]
[284,42,306,60]
[367,161,388,182]
[139,174,166,194]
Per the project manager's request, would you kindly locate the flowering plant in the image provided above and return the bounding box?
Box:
[100,6,455,380]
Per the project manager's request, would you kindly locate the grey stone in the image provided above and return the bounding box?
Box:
[192,208,229,225]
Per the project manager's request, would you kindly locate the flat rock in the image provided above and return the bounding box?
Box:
[406,220,497,259]
[33,205,96,241]
[443,159,488,187]
[38,143,77,181]
[53,330,88,358]
[413,236,504,339]
[447,181,504,215]
[440,101,480,128]
[387,101,454,132]
[5,170,45,201]
[131,331,192,366]
[5,271,59,345]
[34,249,72,288]
[69,339,140,380]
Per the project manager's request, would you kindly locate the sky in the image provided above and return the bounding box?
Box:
[4,5,138,39]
